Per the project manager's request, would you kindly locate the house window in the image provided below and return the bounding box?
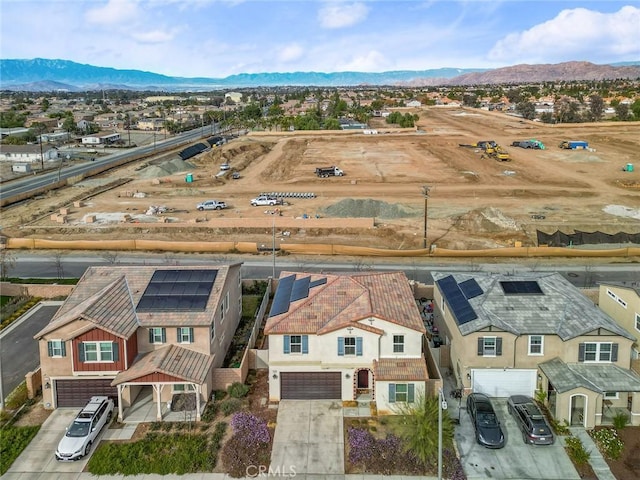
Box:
[290,335,302,353]
[177,327,194,343]
[47,340,66,357]
[82,341,115,362]
[389,383,415,403]
[478,337,502,357]
[344,337,356,355]
[393,335,405,353]
[635,313,640,333]
[211,323,216,340]
[284,335,308,354]
[149,327,166,344]
[173,384,195,392]
[580,342,617,363]
[220,302,225,322]
[604,391,619,399]
[607,289,627,309]
[528,335,544,355]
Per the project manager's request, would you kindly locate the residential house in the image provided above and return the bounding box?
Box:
[35,264,243,421]
[0,144,59,163]
[598,282,640,362]
[265,271,430,414]
[432,272,640,428]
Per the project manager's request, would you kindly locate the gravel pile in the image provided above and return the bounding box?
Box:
[137,158,194,179]
[321,199,421,219]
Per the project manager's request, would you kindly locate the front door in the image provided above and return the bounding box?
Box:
[570,394,586,426]
[357,370,369,389]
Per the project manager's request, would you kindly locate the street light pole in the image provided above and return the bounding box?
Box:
[422,185,431,250]
[438,387,448,480]
[272,216,276,279]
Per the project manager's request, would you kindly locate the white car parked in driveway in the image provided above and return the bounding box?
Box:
[55,396,114,461]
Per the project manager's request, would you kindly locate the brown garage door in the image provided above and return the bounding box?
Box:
[280,372,341,399]
[55,379,118,407]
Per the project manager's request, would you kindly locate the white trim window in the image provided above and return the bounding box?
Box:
[177,327,194,344]
[289,335,302,354]
[528,335,544,355]
[47,339,66,357]
[393,335,405,354]
[604,391,619,400]
[606,288,627,309]
[82,341,114,362]
[344,337,356,356]
[635,312,640,333]
[173,384,195,393]
[581,342,616,362]
[149,327,166,344]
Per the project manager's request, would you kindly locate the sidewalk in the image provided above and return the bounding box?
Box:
[3,473,439,480]
[568,427,618,480]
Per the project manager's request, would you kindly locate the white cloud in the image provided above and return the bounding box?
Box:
[131,29,176,44]
[318,1,369,29]
[85,0,141,25]
[340,50,388,72]
[489,6,640,63]
[278,43,304,63]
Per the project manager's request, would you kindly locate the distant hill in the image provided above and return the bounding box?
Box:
[0,58,638,91]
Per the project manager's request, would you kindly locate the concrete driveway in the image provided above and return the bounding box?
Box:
[271,400,344,475]
[455,398,580,480]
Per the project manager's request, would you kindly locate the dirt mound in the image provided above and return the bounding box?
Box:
[322,199,421,219]
[137,158,194,179]
[456,207,520,233]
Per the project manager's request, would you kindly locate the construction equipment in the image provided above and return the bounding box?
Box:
[559,140,588,150]
[482,143,511,161]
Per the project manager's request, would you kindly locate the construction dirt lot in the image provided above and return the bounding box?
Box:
[2,107,639,252]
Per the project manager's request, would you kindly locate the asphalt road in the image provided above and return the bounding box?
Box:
[0,304,61,406]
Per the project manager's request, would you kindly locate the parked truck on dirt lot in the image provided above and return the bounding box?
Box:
[315,166,344,178]
[251,195,284,206]
[559,140,588,150]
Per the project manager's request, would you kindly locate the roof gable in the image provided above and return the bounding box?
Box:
[264,271,425,335]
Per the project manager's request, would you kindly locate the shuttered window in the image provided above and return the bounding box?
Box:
[47,340,66,357]
[389,383,415,403]
[149,327,166,344]
[284,335,308,354]
[338,336,363,356]
[578,342,618,362]
[477,337,502,356]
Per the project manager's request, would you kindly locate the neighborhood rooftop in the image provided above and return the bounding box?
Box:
[433,272,634,341]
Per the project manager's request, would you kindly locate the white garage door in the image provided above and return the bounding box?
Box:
[471,369,536,397]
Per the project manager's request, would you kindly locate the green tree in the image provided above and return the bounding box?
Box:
[516,101,536,120]
[588,94,604,122]
[629,99,640,120]
[615,103,630,121]
[62,116,77,135]
[41,98,50,112]
[394,394,455,465]
[323,118,341,130]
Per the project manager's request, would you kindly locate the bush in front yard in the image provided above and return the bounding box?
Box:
[565,435,591,466]
[590,428,624,460]
[220,398,243,416]
[222,413,271,478]
[227,382,250,399]
[347,427,426,475]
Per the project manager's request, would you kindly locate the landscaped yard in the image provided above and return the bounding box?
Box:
[593,426,640,480]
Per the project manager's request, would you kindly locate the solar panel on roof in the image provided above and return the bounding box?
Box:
[459,278,483,299]
[136,269,217,312]
[436,275,478,325]
[500,281,543,295]
[309,277,327,289]
[269,274,296,317]
[291,276,311,302]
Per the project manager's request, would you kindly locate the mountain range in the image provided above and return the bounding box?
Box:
[1,58,639,92]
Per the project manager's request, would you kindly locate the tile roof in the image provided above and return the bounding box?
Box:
[36,265,239,340]
[35,276,137,339]
[111,344,214,385]
[264,271,425,335]
[432,272,634,341]
[374,357,429,381]
[539,357,640,394]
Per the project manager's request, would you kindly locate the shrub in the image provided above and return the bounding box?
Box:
[227,382,250,399]
[220,398,243,416]
[201,402,218,422]
[222,414,270,478]
[565,435,591,466]
[590,428,624,460]
[212,390,227,401]
[4,383,29,410]
[612,412,628,430]
[550,417,571,436]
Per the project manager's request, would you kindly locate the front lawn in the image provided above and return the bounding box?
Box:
[0,426,41,475]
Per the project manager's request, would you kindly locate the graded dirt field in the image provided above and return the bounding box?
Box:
[2,107,639,250]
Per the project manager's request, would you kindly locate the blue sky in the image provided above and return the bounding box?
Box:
[1,1,639,77]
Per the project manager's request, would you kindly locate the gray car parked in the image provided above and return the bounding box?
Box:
[507,395,555,445]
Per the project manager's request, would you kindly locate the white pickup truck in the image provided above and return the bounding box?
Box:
[250,195,283,206]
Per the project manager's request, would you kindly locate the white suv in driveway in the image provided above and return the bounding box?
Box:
[55,396,114,461]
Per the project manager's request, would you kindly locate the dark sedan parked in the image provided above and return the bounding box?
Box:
[507,395,555,445]
[466,393,505,449]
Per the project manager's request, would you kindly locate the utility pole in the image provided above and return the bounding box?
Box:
[38,130,44,172]
[272,216,276,279]
[422,185,431,250]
